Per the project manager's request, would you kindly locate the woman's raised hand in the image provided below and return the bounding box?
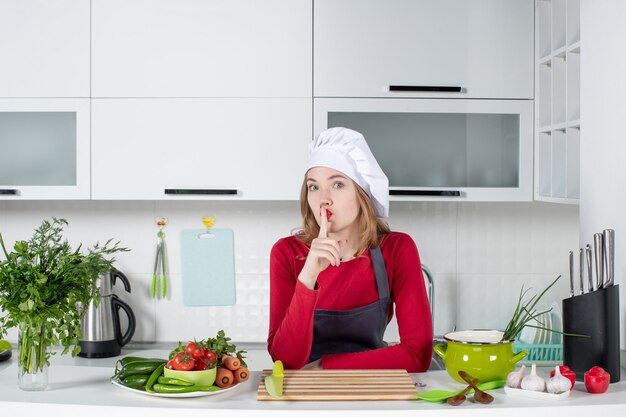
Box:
[298,206,346,289]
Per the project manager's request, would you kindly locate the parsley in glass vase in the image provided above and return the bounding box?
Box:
[0,218,128,390]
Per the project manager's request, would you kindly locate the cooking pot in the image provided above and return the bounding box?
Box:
[433,330,527,383]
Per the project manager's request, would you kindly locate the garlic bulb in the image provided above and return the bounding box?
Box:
[521,363,546,392]
[506,365,526,388]
[546,365,572,394]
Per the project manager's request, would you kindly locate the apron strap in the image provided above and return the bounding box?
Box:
[370,247,390,301]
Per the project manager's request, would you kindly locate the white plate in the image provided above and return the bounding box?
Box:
[504,385,570,400]
[540,313,552,344]
[111,378,244,398]
[550,301,562,344]
[519,325,537,344]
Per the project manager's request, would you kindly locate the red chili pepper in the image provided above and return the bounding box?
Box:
[584,366,610,394]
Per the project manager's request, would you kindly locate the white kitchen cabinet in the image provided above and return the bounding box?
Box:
[91,0,311,98]
[314,0,534,99]
[0,99,91,199]
[315,98,534,201]
[534,0,580,204]
[91,99,311,200]
[0,0,90,98]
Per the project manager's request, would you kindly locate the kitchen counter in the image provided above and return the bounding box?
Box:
[1,347,626,417]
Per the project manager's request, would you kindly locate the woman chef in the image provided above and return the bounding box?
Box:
[267,127,433,372]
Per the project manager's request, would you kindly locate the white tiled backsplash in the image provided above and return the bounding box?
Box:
[0,201,578,344]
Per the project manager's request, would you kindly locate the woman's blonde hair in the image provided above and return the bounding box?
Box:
[296,175,390,255]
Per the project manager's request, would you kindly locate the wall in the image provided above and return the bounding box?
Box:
[580,0,626,349]
[0,200,578,344]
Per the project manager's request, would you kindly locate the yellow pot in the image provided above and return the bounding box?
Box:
[433,330,527,383]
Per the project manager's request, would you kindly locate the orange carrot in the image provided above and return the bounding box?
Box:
[234,367,249,382]
[215,367,234,388]
[221,354,240,371]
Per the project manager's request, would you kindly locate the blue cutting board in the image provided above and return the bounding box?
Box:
[180,228,236,306]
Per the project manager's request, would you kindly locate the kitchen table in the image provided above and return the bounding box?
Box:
[1,346,625,417]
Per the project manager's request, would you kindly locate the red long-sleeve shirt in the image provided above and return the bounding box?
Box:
[267,231,433,372]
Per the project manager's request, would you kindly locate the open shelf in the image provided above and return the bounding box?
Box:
[552,0,567,51]
[567,0,581,45]
[535,0,580,205]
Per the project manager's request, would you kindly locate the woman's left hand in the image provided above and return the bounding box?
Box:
[302,359,322,370]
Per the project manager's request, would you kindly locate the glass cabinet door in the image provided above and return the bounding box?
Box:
[314,98,533,201]
[0,99,90,199]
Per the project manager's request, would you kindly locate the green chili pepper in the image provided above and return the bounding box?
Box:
[117,361,166,379]
[115,356,166,374]
[152,384,222,394]
[145,363,165,393]
[120,374,149,390]
[157,376,193,386]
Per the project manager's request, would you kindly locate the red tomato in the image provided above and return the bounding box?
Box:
[173,352,195,371]
[194,360,209,371]
[584,366,610,394]
[165,359,175,370]
[204,349,217,364]
[185,342,199,358]
[549,365,576,390]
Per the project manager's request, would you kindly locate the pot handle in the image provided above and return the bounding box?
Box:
[510,350,528,365]
[433,343,447,360]
[111,295,136,347]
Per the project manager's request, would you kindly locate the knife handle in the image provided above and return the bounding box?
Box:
[593,233,604,291]
[603,229,615,287]
[569,250,574,297]
[585,245,594,292]
[578,248,585,295]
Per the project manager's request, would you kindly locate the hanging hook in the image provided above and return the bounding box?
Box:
[198,215,216,239]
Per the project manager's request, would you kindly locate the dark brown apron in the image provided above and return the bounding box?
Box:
[308,247,391,362]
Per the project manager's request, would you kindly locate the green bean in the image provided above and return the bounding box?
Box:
[152,384,222,394]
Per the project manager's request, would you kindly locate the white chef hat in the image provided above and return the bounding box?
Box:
[307,127,389,218]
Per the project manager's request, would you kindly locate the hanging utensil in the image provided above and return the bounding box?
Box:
[603,229,615,288]
[152,217,168,299]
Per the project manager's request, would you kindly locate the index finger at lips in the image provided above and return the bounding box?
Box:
[318,206,328,238]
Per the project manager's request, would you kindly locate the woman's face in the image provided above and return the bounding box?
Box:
[305,166,360,236]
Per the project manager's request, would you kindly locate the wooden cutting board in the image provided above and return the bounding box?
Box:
[256,369,417,401]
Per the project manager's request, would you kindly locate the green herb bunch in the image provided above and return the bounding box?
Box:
[501,275,561,342]
[0,218,128,373]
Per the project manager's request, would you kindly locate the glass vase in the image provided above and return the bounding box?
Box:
[17,324,49,391]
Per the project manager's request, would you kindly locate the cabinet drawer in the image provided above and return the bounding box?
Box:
[0,99,90,199]
[314,98,533,201]
[0,0,90,97]
[91,98,311,200]
[314,0,533,99]
[92,0,311,98]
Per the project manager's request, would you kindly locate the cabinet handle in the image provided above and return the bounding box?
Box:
[390,190,461,197]
[164,189,238,195]
[0,189,19,195]
[389,85,463,93]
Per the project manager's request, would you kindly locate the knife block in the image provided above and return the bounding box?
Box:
[562,284,620,383]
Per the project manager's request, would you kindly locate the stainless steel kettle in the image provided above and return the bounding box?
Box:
[78,269,136,358]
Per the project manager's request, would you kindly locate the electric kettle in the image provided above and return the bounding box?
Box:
[78,269,136,358]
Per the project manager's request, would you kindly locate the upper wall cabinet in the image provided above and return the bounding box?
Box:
[314,0,534,99]
[92,0,312,98]
[0,0,90,98]
[0,99,91,199]
[91,98,311,200]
